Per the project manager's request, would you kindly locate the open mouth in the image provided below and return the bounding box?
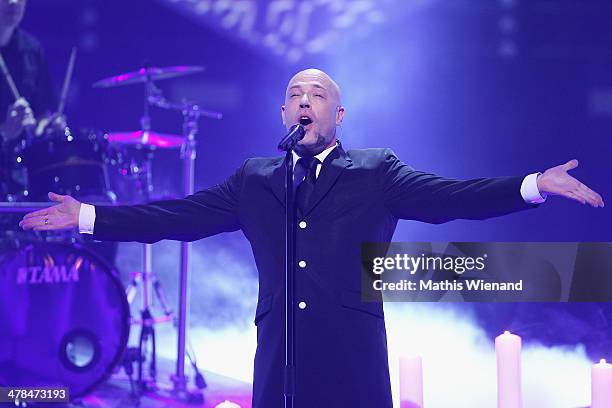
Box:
[299,116,313,127]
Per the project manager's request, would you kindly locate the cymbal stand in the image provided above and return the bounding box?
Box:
[124,252,174,392]
[123,71,174,396]
[144,76,222,399]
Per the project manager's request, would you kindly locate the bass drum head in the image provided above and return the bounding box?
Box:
[0,241,129,399]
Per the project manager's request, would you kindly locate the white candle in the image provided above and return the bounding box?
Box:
[399,355,424,408]
[592,359,612,408]
[214,401,241,408]
[495,331,522,408]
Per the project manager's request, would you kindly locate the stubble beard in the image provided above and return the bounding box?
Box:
[294,132,328,156]
[294,127,336,157]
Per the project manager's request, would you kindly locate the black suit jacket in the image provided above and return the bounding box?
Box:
[93,145,536,407]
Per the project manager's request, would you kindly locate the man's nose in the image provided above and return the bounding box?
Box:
[299,94,310,108]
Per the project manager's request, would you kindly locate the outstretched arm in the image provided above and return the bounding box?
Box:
[380,150,604,224]
[20,161,248,243]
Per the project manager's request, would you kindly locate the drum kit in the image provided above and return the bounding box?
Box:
[0,60,221,404]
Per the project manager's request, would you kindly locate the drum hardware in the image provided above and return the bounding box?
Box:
[119,346,143,402]
[0,59,221,402]
[93,64,221,402]
[92,65,205,89]
[141,66,221,399]
[123,265,175,394]
[168,86,221,402]
[106,130,185,149]
[122,68,175,396]
[150,72,221,399]
[103,130,185,204]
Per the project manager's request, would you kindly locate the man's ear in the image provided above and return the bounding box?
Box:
[336,105,345,125]
[281,105,286,126]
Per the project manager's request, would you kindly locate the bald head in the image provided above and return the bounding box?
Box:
[286,69,342,105]
[281,68,345,156]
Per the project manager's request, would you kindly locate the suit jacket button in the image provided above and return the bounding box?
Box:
[298,260,306,268]
[298,301,307,310]
[299,221,307,229]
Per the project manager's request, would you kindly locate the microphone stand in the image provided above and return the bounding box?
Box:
[284,149,296,408]
[277,124,304,408]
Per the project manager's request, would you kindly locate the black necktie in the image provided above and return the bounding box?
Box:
[295,156,319,213]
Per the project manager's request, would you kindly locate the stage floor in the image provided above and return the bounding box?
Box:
[64,356,252,408]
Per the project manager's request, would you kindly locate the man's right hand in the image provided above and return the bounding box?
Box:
[19,192,82,231]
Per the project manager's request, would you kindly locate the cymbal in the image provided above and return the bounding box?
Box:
[93,65,205,88]
[105,130,185,148]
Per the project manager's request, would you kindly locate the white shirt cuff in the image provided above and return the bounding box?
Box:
[520,172,547,204]
[78,203,96,234]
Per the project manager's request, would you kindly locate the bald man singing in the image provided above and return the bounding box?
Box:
[21,69,604,407]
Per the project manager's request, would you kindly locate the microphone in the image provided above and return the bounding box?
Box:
[277,123,305,152]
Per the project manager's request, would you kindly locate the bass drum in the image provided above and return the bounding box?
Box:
[0,241,129,399]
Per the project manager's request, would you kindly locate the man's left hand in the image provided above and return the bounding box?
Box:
[537,159,604,207]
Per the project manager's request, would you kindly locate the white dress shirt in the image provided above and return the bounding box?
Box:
[291,142,338,179]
